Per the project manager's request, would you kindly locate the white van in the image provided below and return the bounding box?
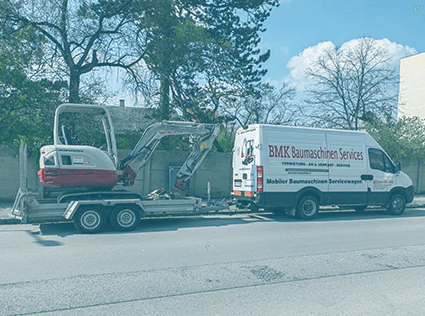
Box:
[232,124,414,219]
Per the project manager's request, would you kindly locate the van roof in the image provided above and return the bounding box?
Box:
[236,124,381,149]
[239,124,369,135]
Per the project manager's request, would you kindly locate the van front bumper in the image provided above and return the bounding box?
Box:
[406,185,415,203]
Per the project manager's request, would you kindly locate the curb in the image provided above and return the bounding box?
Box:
[0,218,21,225]
[406,203,425,209]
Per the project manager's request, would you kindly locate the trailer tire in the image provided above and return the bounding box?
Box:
[74,206,106,234]
[296,195,319,220]
[387,194,406,215]
[110,205,141,231]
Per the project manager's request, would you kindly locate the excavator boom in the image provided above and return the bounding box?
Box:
[118,120,220,195]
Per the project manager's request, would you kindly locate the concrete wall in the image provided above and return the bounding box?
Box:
[0,145,423,201]
[402,159,425,194]
[0,146,39,201]
[0,147,232,202]
[124,150,232,198]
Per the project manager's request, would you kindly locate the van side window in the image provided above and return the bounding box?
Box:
[369,149,395,173]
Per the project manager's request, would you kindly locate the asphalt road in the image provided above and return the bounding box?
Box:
[2,209,425,315]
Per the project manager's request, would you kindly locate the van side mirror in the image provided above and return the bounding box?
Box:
[395,162,401,173]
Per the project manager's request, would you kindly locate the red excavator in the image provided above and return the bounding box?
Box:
[38,104,220,201]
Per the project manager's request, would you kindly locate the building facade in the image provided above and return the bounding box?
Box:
[398,52,425,119]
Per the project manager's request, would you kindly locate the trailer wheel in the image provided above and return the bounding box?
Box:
[110,205,141,231]
[387,194,406,215]
[296,196,319,220]
[74,206,106,234]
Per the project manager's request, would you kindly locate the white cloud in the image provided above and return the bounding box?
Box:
[286,41,335,88]
[286,38,417,91]
[340,38,417,67]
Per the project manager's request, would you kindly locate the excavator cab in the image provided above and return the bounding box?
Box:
[39,104,119,189]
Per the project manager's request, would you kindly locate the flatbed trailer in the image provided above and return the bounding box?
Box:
[11,189,223,233]
[10,144,228,233]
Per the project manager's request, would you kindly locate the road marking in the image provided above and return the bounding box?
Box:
[248,214,273,221]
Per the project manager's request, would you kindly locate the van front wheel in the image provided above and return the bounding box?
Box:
[387,194,406,215]
[296,196,319,220]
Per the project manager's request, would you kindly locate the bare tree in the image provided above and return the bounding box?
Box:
[1,0,148,103]
[305,37,398,130]
[230,83,298,126]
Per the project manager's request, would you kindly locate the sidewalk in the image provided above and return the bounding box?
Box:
[2,195,425,225]
[0,201,20,225]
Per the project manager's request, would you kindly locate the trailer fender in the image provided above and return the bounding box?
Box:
[63,200,145,220]
[63,201,81,220]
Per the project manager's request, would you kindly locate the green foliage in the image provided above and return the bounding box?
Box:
[0,0,279,157]
[116,135,142,150]
[366,116,425,161]
[0,25,67,155]
[139,0,280,120]
[215,128,235,153]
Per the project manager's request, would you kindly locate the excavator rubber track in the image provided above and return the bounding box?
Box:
[57,190,143,203]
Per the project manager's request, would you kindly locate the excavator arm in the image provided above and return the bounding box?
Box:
[118,121,220,196]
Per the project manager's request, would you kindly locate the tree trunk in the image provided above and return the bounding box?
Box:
[69,70,80,103]
[159,76,170,120]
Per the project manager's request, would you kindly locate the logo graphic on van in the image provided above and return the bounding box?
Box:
[242,139,254,165]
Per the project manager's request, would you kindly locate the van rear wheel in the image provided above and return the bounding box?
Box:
[296,196,319,220]
[387,194,406,215]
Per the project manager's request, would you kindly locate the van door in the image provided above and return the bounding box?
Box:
[366,148,396,205]
[326,133,369,205]
[240,138,256,191]
[233,136,256,195]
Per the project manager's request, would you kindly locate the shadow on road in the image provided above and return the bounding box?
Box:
[38,208,425,237]
[272,208,425,222]
[27,230,64,246]
[38,215,256,237]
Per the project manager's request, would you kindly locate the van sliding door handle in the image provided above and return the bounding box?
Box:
[361,174,373,181]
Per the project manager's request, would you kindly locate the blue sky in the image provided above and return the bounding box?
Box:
[261,0,425,84]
